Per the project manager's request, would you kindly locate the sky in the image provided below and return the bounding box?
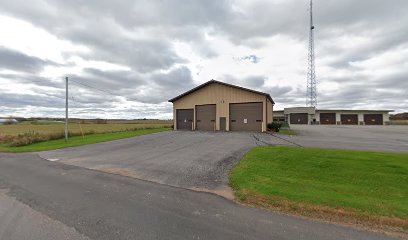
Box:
[0,0,407,119]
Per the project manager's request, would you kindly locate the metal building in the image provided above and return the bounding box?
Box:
[169,80,274,132]
[0,118,18,125]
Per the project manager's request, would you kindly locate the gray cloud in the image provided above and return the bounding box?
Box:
[0,92,64,108]
[0,0,407,117]
[220,74,265,89]
[71,31,186,72]
[151,67,195,90]
[74,68,146,92]
[218,74,297,107]
[0,0,229,70]
[244,76,265,88]
[0,73,63,88]
[66,66,194,105]
[141,66,196,103]
[0,47,50,73]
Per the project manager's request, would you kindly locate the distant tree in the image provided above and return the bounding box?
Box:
[390,113,408,120]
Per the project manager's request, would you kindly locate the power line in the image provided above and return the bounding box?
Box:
[25,79,63,85]
[12,76,139,103]
[70,79,119,97]
[68,80,128,108]
[34,92,66,101]
[69,79,140,102]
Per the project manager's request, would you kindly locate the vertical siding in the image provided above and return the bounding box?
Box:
[173,106,177,129]
[262,98,266,131]
[267,99,273,123]
[173,83,271,131]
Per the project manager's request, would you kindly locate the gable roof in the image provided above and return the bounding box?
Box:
[168,80,275,104]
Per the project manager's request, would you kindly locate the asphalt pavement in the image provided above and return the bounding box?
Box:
[39,131,290,195]
[0,153,395,240]
[284,125,408,153]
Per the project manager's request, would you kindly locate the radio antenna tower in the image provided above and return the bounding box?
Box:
[306,0,317,107]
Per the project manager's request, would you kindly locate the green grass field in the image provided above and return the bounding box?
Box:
[0,122,172,136]
[230,146,408,230]
[276,129,297,135]
[390,120,408,125]
[0,128,170,153]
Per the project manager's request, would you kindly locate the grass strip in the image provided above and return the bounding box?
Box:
[0,128,171,153]
[276,129,297,135]
[229,146,408,232]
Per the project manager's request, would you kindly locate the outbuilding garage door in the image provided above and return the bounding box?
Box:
[230,103,263,131]
[364,114,383,125]
[341,114,358,125]
[176,109,193,130]
[196,105,216,131]
[320,113,336,125]
[290,113,308,124]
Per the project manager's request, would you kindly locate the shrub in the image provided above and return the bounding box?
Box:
[0,134,16,144]
[280,121,290,129]
[47,132,65,140]
[10,131,46,147]
[267,122,282,132]
[4,126,168,147]
[8,131,66,147]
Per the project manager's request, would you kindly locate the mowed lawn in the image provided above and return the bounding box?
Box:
[230,146,408,230]
[0,128,170,153]
[0,122,172,136]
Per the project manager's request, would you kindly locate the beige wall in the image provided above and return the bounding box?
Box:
[172,83,273,131]
[267,99,273,124]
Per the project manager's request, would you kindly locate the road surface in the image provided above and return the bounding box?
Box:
[0,153,394,240]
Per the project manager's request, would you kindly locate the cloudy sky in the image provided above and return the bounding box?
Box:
[0,0,407,119]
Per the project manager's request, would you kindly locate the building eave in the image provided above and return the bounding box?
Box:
[168,79,275,104]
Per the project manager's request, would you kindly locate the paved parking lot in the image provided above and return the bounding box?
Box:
[285,125,408,153]
[19,126,406,239]
[39,131,289,195]
[40,126,408,196]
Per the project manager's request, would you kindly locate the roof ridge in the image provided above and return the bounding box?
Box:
[168,79,274,104]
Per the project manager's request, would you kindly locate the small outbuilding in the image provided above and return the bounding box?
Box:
[0,118,18,125]
[169,80,274,132]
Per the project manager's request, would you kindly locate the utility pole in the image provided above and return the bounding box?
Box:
[65,76,68,141]
[306,0,317,107]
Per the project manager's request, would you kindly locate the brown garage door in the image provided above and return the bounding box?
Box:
[320,113,336,125]
[196,104,216,131]
[290,113,308,124]
[176,109,194,130]
[230,103,263,131]
[341,114,358,125]
[364,114,383,125]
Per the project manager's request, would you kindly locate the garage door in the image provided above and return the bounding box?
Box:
[290,113,308,124]
[230,103,263,131]
[176,109,194,130]
[341,114,358,125]
[320,113,336,125]
[364,114,383,125]
[196,105,216,131]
